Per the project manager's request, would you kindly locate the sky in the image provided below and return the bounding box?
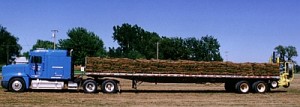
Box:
[0,0,299,63]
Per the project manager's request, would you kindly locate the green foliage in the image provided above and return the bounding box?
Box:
[126,50,145,59]
[275,45,286,61]
[160,36,223,61]
[285,46,298,61]
[22,51,29,59]
[108,47,122,58]
[0,64,3,73]
[201,36,223,61]
[275,45,298,62]
[32,39,56,50]
[159,37,186,60]
[59,27,106,65]
[111,23,223,61]
[112,23,160,59]
[0,25,22,64]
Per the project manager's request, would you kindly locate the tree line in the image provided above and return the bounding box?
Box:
[0,24,298,71]
[0,24,223,65]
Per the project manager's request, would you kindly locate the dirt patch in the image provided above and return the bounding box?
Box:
[1,74,300,107]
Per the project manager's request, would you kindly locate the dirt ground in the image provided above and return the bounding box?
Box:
[1,74,300,107]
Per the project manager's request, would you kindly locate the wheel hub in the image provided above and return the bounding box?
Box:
[85,83,96,92]
[240,83,249,93]
[257,83,266,92]
[105,82,115,92]
[12,81,22,91]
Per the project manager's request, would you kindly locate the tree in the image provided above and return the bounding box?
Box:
[159,36,223,61]
[160,37,186,60]
[275,45,286,62]
[201,35,223,61]
[274,45,298,62]
[111,23,223,61]
[0,25,22,64]
[59,27,106,65]
[108,47,122,58]
[22,51,29,59]
[183,37,203,61]
[112,23,160,59]
[285,46,298,61]
[31,39,56,50]
[21,39,55,59]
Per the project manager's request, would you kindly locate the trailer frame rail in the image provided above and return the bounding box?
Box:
[85,72,280,79]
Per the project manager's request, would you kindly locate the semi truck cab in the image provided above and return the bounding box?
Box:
[1,50,77,92]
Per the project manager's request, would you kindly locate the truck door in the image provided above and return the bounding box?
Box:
[30,56,43,78]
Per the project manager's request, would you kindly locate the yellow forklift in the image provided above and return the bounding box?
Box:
[270,52,295,88]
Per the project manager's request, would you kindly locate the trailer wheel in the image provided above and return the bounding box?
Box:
[83,80,98,93]
[252,81,268,93]
[235,81,250,94]
[9,78,26,92]
[224,82,235,92]
[102,80,118,93]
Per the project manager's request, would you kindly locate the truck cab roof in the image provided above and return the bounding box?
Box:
[30,50,69,57]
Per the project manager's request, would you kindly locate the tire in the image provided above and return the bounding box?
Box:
[270,81,278,89]
[83,80,98,93]
[102,80,118,93]
[252,81,268,93]
[235,81,250,94]
[283,82,290,88]
[224,82,235,92]
[9,78,26,92]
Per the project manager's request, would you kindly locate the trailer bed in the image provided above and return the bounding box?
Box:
[86,72,280,83]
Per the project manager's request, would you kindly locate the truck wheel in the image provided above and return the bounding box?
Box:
[83,80,98,93]
[235,81,250,94]
[102,80,118,93]
[252,81,268,93]
[270,81,278,89]
[224,82,235,92]
[283,82,290,88]
[9,78,26,92]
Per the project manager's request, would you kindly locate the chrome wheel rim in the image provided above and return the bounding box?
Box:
[105,82,115,92]
[240,83,249,93]
[257,83,266,92]
[85,82,96,92]
[12,81,22,91]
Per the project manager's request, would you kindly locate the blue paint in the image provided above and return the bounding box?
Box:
[1,50,72,90]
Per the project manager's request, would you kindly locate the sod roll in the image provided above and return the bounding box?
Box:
[85,57,279,76]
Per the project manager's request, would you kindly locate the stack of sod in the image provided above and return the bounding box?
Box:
[85,57,279,76]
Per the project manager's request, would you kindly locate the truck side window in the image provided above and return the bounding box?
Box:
[31,56,42,64]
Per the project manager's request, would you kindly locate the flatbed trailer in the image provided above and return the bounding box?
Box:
[1,49,295,94]
[84,72,281,93]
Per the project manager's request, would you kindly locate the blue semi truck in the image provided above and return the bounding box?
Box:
[1,49,295,93]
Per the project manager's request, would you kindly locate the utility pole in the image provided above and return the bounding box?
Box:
[51,30,58,50]
[156,42,159,60]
